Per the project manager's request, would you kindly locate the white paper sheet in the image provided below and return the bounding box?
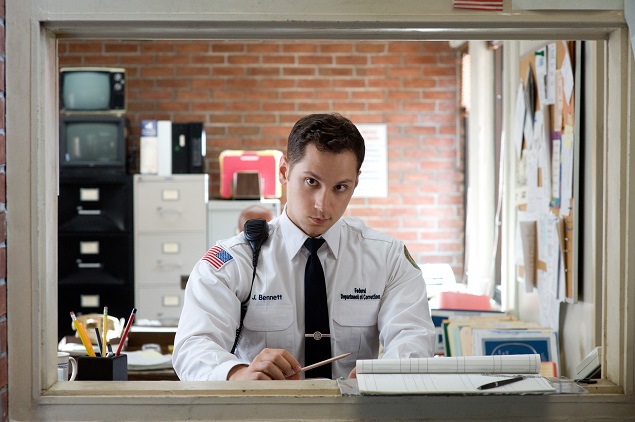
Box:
[559,125,575,216]
[514,82,526,159]
[561,41,574,105]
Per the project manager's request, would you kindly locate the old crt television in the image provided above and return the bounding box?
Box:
[60,67,126,114]
[59,115,127,176]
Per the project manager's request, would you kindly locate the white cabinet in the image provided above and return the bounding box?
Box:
[207,199,280,248]
[134,175,208,324]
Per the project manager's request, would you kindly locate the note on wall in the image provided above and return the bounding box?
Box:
[518,213,537,292]
[561,41,574,105]
[514,82,526,159]
[559,125,575,217]
[546,43,557,105]
[551,134,561,209]
[354,124,388,198]
[537,213,561,331]
[535,47,547,106]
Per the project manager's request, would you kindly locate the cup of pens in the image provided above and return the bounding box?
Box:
[70,307,136,381]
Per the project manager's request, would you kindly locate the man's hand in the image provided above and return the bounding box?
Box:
[227,348,302,380]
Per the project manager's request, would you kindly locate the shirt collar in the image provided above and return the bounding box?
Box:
[279,208,341,260]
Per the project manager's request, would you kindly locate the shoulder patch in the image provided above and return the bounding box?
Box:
[403,245,420,269]
[202,246,234,270]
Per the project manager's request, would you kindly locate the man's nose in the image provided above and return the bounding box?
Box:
[314,190,330,213]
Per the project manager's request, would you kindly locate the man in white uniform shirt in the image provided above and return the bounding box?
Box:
[173,113,435,381]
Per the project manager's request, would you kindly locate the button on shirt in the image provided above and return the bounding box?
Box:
[172,210,435,381]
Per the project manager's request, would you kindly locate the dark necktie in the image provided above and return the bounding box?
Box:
[304,237,332,378]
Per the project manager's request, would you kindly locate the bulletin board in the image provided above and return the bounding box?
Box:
[515,41,579,314]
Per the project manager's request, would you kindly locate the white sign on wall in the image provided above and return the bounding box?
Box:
[354,124,388,198]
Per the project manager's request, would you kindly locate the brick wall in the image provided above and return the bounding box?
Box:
[0,0,7,420]
[58,39,465,277]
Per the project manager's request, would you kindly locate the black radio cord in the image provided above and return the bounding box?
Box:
[230,218,269,354]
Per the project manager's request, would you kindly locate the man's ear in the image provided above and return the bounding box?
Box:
[279,156,289,185]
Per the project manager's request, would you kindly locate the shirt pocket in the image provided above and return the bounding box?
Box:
[242,304,295,351]
[332,302,379,365]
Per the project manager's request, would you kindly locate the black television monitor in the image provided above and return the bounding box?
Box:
[59,115,127,176]
[60,67,126,114]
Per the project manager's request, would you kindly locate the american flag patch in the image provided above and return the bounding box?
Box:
[202,246,234,270]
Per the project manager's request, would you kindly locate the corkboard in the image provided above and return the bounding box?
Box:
[517,41,577,302]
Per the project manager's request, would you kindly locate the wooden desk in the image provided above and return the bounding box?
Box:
[128,368,179,381]
[127,325,177,355]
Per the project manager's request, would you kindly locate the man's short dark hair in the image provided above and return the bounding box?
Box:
[286,113,365,172]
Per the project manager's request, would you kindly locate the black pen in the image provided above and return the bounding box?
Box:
[477,375,525,390]
[94,327,103,357]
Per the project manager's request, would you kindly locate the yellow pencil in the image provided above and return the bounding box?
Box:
[102,306,108,358]
[70,312,96,357]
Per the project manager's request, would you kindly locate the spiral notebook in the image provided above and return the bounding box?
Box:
[356,354,556,395]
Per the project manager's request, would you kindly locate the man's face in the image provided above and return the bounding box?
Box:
[279,143,360,238]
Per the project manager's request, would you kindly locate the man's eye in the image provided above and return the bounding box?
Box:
[335,185,347,192]
[306,178,317,186]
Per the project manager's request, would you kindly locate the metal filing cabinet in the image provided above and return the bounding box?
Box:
[57,175,134,340]
[133,175,208,325]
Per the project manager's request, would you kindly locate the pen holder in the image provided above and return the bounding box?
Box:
[76,355,128,381]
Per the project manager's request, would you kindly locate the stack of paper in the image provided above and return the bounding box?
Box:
[125,350,173,371]
[356,354,555,395]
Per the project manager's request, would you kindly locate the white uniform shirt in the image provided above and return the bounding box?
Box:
[173,211,435,381]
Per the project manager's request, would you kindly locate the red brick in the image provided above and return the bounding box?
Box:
[67,42,103,54]
[84,56,119,66]
[141,43,176,54]
[0,320,5,353]
[0,355,7,389]
[332,79,365,89]
[262,55,295,65]
[190,55,225,65]
[283,43,318,53]
[283,67,316,77]
[176,43,210,54]
[351,91,386,101]
[0,283,4,317]
[298,56,333,66]
[320,44,353,54]
[104,43,139,54]
[355,43,386,54]
[140,66,174,78]
[247,44,281,54]
[356,68,387,77]
[212,67,245,77]
[318,68,353,77]
[211,43,244,53]
[176,66,210,77]
[371,55,402,66]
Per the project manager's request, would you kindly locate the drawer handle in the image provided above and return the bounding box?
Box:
[156,206,182,216]
[76,260,102,269]
[76,206,101,216]
[157,260,182,270]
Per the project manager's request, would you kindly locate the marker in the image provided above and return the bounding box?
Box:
[70,312,96,357]
[300,353,352,373]
[115,308,137,356]
[477,375,525,390]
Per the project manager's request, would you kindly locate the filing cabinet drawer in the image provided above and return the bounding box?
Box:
[135,286,184,325]
[58,284,134,339]
[59,234,133,286]
[135,233,206,286]
[134,175,207,232]
[59,176,132,233]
